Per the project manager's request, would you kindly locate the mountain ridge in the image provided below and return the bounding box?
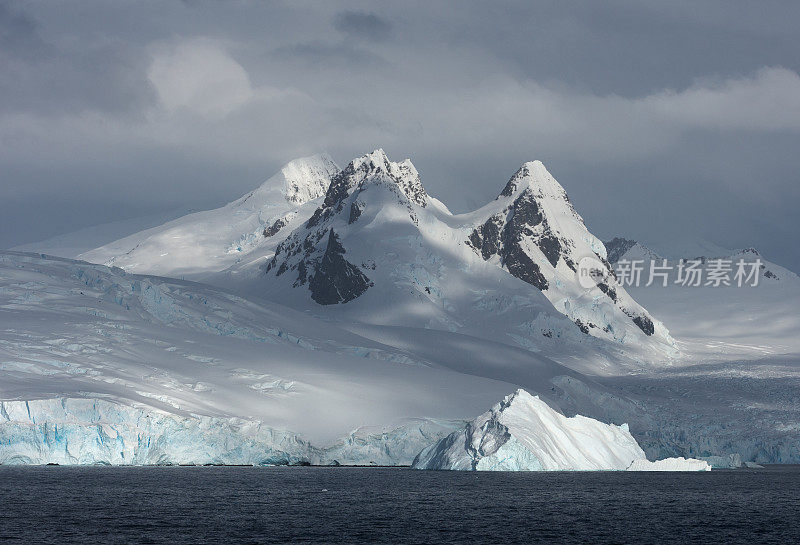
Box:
[73,149,678,367]
[78,153,339,278]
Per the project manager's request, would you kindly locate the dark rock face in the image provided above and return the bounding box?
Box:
[308,230,372,305]
[596,282,618,303]
[604,237,638,264]
[466,189,556,292]
[499,164,531,197]
[632,315,655,336]
[348,201,363,224]
[467,214,504,261]
[574,319,590,334]
[501,232,549,291]
[538,235,562,268]
[263,217,290,238]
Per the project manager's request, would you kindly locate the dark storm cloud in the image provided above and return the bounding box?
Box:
[333,10,393,42]
[0,0,50,60]
[1,0,800,272]
[274,41,386,68]
[0,1,154,115]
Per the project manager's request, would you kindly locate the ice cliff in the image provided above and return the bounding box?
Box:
[0,398,461,466]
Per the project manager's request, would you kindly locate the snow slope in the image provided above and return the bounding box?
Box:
[0,250,583,464]
[604,237,800,361]
[412,389,710,471]
[11,208,193,259]
[79,154,339,279]
[2,251,800,465]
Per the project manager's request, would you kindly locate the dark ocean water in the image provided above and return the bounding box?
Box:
[0,466,798,545]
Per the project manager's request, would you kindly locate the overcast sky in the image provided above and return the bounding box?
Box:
[2,0,800,271]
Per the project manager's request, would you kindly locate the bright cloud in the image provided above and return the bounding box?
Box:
[147,40,254,119]
[641,67,800,131]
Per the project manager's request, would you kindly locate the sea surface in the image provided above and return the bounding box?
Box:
[1,465,798,544]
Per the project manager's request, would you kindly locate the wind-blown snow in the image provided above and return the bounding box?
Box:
[412,390,710,471]
[79,154,340,278]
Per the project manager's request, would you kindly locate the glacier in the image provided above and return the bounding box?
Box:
[411,390,710,471]
[4,150,800,467]
[0,397,463,466]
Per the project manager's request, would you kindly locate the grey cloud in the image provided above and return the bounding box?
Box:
[0,0,51,60]
[0,1,154,116]
[274,41,386,68]
[1,1,799,273]
[333,10,392,42]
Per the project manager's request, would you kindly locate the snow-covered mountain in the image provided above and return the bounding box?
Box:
[10,150,800,466]
[79,154,340,279]
[604,237,661,265]
[601,237,800,362]
[77,149,675,369]
[462,161,669,343]
[604,237,794,283]
[251,150,673,367]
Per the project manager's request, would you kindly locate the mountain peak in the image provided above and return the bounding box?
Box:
[468,163,671,343]
[347,149,425,206]
[267,149,428,301]
[276,153,340,206]
[316,149,426,217]
[499,160,570,204]
[351,148,389,170]
[240,153,340,209]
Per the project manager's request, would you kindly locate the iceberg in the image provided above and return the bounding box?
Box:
[412,390,711,472]
[627,458,711,472]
